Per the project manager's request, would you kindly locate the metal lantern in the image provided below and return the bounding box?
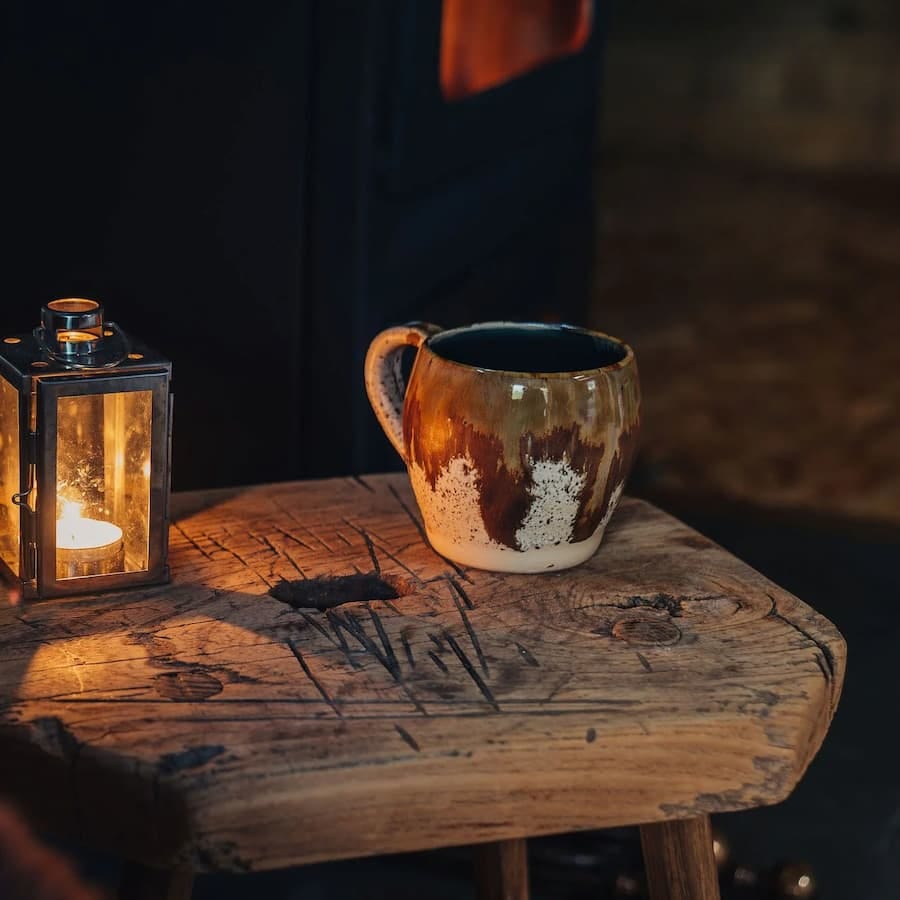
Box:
[0,299,172,600]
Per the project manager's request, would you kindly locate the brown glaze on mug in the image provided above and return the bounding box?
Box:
[365,322,640,573]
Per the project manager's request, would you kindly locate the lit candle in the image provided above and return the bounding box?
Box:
[56,500,125,579]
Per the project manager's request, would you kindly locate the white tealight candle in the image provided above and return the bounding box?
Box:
[56,501,125,579]
[57,501,124,550]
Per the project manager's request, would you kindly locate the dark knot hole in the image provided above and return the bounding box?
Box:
[269,573,413,612]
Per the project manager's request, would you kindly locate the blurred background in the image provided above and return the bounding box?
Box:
[3,0,900,897]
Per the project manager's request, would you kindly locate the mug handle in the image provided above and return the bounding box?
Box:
[364,322,442,462]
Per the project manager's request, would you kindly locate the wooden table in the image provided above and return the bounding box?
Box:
[0,475,845,900]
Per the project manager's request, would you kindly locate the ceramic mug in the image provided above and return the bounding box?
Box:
[364,321,640,573]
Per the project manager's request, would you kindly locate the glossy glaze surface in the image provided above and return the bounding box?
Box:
[366,322,640,572]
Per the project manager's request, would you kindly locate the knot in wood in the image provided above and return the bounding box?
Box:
[611,614,681,647]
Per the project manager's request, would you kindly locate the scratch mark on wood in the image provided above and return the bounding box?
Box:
[15,615,40,630]
[367,605,398,675]
[325,610,363,669]
[205,533,272,586]
[254,533,281,558]
[303,525,336,554]
[428,650,449,673]
[298,611,338,647]
[401,632,415,668]
[515,642,540,667]
[388,482,428,543]
[281,549,308,579]
[335,531,354,547]
[172,522,214,560]
[766,593,835,682]
[446,582,489,675]
[443,631,499,711]
[286,638,342,717]
[344,519,381,574]
[332,612,428,715]
[271,524,314,552]
[394,724,420,752]
[352,474,376,493]
[255,532,307,579]
[636,652,653,672]
[429,633,446,653]
[545,673,574,702]
[447,560,474,584]
[447,575,475,610]
[372,541,422,583]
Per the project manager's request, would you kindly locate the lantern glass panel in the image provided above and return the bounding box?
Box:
[0,376,20,577]
[56,390,152,580]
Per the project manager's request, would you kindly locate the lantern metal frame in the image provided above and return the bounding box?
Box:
[0,303,172,600]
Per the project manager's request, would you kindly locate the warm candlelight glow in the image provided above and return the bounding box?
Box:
[57,500,123,551]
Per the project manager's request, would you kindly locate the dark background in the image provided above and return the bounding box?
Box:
[2,0,599,489]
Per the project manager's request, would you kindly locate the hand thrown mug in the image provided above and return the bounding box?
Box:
[364,322,640,573]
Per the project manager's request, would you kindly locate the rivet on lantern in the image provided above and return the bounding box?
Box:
[0,298,173,599]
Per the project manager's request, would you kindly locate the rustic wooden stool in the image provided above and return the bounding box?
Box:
[0,475,845,900]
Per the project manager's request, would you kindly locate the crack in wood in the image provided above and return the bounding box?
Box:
[271,524,315,553]
[353,522,381,573]
[302,525,336,554]
[335,531,354,547]
[446,582,489,676]
[443,631,499,712]
[514,643,540,668]
[367,605,398,676]
[394,724,420,752]
[298,611,338,646]
[172,522,214,560]
[387,482,428,544]
[428,650,449,673]
[386,483,473,582]
[766,593,835,683]
[401,633,415,668]
[205,533,272,587]
[286,638,342,717]
[254,532,307,580]
[636,652,653,673]
[344,517,423,586]
[352,475,376,493]
[325,611,363,669]
[330,612,428,715]
[446,575,475,610]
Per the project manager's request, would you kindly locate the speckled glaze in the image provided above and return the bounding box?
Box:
[364,322,640,573]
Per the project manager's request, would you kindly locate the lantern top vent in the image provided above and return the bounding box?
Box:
[37,298,128,368]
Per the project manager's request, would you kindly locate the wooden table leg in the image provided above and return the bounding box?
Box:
[118,862,194,900]
[474,838,529,900]
[640,816,720,900]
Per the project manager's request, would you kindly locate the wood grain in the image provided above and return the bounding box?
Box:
[641,816,720,900]
[0,475,845,873]
[474,838,529,900]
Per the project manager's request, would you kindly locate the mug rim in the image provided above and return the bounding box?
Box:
[424,321,635,378]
